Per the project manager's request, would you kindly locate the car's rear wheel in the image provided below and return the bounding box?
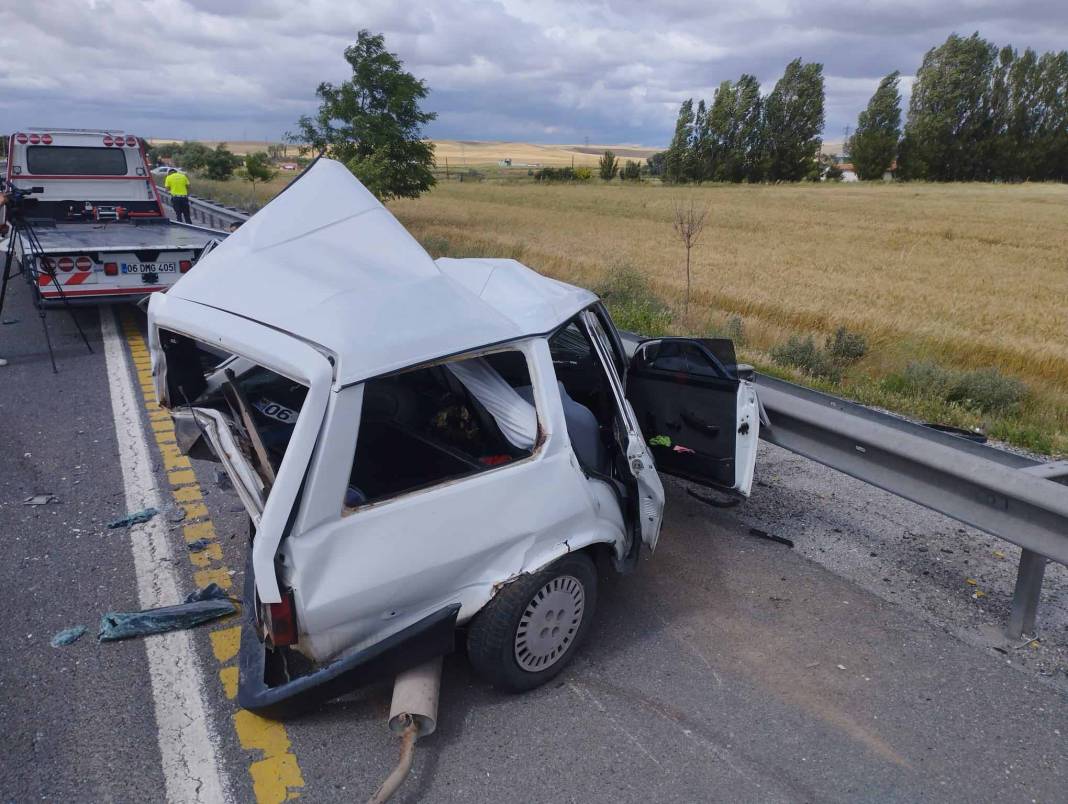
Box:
[467,553,597,691]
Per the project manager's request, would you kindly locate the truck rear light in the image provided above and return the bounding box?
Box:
[15,132,28,144]
[57,256,74,272]
[42,257,56,273]
[28,133,41,145]
[179,260,192,273]
[104,262,118,276]
[41,134,53,145]
[75,256,92,272]
[102,135,113,146]
[263,592,298,647]
[125,135,137,147]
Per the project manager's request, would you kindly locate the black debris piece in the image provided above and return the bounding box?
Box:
[184,583,231,604]
[748,527,795,549]
[187,538,213,553]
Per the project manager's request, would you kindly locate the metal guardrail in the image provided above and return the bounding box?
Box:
[754,373,1068,638]
[157,185,250,230]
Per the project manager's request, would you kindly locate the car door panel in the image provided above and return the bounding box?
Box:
[627,338,758,495]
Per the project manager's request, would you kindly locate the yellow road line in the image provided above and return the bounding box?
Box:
[120,313,305,803]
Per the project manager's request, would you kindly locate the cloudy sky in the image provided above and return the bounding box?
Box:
[1,1,1064,147]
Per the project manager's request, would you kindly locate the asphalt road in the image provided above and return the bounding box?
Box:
[1,270,1066,803]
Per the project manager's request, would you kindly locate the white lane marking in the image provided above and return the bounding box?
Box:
[101,307,230,803]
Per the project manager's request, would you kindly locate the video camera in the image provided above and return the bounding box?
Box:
[0,178,44,212]
[0,178,44,234]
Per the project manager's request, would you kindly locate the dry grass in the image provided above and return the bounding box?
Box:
[390,180,1068,454]
[431,140,659,168]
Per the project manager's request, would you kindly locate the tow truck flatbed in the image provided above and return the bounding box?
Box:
[23,219,221,253]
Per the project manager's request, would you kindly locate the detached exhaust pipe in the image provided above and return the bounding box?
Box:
[367,657,442,804]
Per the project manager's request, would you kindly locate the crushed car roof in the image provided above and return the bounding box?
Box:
[170,159,596,385]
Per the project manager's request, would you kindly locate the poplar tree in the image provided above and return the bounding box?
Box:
[900,33,997,181]
[847,71,902,179]
[764,59,825,181]
[665,99,695,183]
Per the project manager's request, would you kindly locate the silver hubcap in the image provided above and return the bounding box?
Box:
[514,575,585,672]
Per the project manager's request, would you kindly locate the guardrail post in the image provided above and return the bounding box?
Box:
[1006,549,1047,638]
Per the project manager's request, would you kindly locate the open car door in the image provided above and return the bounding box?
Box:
[625,337,759,496]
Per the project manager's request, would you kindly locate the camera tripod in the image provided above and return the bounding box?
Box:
[1,208,93,373]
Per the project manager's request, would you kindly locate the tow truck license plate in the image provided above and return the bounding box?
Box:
[121,262,177,274]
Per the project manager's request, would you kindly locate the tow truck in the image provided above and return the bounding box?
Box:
[1,128,222,305]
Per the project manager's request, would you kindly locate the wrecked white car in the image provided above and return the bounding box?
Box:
[147,159,759,717]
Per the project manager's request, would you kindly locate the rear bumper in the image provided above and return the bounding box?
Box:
[37,285,169,306]
[237,562,459,720]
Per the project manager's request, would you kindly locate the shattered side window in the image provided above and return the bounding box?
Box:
[159,328,308,482]
[345,350,538,509]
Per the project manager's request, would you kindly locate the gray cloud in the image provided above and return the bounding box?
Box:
[0,0,1063,147]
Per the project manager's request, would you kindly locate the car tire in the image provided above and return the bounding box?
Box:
[467,553,597,692]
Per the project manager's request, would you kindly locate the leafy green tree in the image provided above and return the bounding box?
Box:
[1035,50,1068,181]
[764,59,825,181]
[690,99,711,181]
[735,74,766,182]
[202,144,241,180]
[819,153,844,181]
[599,150,619,180]
[243,152,276,191]
[706,80,738,181]
[176,141,213,172]
[665,99,695,183]
[646,151,667,177]
[900,33,998,181]
[847,71,902,179]
[293,29,436,200]
[621,160,642,180]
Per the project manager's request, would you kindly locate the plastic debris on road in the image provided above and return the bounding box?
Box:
[107,507,159,529]
[184,583,231,604]
[24,494,59,506]
[98,598,236,642]
[50,626,87,647]
[187,538,213,553]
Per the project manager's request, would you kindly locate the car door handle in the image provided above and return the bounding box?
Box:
[681,411,720,436]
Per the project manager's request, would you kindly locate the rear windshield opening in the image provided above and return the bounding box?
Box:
[26,145,128,176]
[346,350,538,509]
[159,329,308,480]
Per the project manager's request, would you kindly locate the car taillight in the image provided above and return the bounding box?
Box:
[125,135,137,147]
[104,262,118,276]
[28,133,41,145]
[179,260,192,273]
[15,132,28,144]
[103,135,113,146]
[41,134,53,145]
[263,592,298,647]
[57,256,74,272]
[75,256,92,272]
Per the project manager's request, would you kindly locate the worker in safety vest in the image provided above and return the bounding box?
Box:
[165,170,192,224]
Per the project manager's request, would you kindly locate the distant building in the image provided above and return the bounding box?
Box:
[497,158,512,167]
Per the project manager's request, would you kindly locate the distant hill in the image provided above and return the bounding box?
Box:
[148,138,663,166]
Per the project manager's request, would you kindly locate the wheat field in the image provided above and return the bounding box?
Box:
[391,180,1068,454]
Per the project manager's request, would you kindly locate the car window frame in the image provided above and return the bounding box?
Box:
[341,343,546,515]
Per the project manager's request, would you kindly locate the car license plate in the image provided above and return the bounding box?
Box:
[121,262,178,274]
